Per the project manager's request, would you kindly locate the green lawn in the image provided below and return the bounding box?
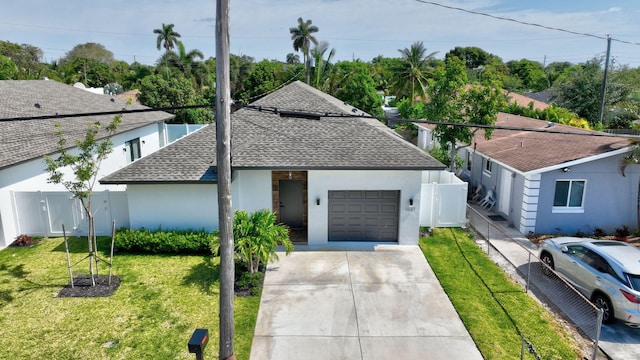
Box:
[420,228,581,360]
[0,237,259,360]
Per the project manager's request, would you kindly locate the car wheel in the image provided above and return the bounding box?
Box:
[592,293,615,324]
[540,252,554,276]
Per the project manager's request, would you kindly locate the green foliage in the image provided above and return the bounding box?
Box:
[212,209,293,274]
[0,54,18,79]
[446,46,501,71]
[392,41,437,104]
[333,62,384,118]
[138,73,213,123]
[0,40,43,79]
[425,56,505,171]
[502,101,591,129]
[233,209,293,274]
[103,82,124,95]
[289,17,319,82]
[61,57,115,87]
[114,228,216,254]
[235,271,265,296]
[154,23,181,53]
[505,59,548,92]
[62,42,114,64]
[237,60,287,102]
[428,146,463,169]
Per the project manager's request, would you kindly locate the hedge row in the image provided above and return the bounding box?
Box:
[114,228,217,254]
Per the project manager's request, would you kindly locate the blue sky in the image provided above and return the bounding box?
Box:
[1,0,639,67]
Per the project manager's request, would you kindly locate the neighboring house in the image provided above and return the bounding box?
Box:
[0,80,174,249]
[101,81,452,246]
[416,112,640,235]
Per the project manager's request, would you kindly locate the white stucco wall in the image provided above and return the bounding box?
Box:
[127,184,219,231]
[0,123,162,248]
[307,170,423,246]
[231,170,272,213]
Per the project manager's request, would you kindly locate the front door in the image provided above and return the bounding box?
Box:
[279,180,304,228]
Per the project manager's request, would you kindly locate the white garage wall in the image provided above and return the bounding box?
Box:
[307,170,423,246]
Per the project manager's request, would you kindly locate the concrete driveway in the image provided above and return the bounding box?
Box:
[250,245,483,360]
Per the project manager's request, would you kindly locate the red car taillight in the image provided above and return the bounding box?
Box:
[620,289,640,304]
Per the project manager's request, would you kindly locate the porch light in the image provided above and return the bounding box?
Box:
[409,198,414,206]
[316,198,320,206]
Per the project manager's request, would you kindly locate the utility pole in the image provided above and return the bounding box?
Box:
[215,0,235,359]
[598,35,612,125]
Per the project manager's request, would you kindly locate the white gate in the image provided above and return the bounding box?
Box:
[420,171,468,228]
[12,191,129,237]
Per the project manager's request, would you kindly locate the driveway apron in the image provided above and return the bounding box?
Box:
[250,245,483,360]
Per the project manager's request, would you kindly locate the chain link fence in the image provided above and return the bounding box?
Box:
[466,206,604,360]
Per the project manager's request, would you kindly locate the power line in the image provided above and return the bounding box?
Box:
[414,0,640,46]
[1,102,635,139]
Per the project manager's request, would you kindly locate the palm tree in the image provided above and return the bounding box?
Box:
[620,138,640,228]
[161,41,206,87]
[154,23,181,53]
[286,53,300,65]
[289,17,319,84]
[310,41,335,90]
[393,41,438,104]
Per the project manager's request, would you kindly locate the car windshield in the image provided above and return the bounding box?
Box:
[627,274,640,291]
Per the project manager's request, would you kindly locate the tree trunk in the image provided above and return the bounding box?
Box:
[82,199,96,286]
[216,1,235,359]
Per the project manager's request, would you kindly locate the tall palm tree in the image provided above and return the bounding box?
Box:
[620,138,640,228]
[286,53,300,65]
[289,17,319,84]
[154,23,181,53]
[393,41,437,104]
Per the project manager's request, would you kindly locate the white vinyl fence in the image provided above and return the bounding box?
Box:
[420,171,468,228]
[12,191,129,237]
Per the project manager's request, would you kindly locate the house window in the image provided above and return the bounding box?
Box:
[553,180,585,213]
[125,138,141,163]
[484,159,492,175]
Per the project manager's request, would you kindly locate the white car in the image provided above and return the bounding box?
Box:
[539,237,640,325]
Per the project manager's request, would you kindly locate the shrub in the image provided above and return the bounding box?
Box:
[211,209,293,274]
[114,228,215,254]
[615,225,631,239]
[593,227,607,238]
[11,234,34,247]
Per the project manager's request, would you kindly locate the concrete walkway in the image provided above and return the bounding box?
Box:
[250,245,483,360]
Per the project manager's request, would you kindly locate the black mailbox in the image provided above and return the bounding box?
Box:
[188,328,209,358]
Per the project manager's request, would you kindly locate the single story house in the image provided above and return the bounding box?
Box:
[417,112,640,235]
[101,81,450,246]
[0,80,174,248]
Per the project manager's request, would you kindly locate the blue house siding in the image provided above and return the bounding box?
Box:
[534,154,640,235]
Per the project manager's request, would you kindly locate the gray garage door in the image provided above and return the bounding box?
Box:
[328,190,399,242]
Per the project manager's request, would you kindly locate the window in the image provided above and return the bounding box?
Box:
[553,180,585,212]
[484,159,492,175]
[125,138,141,163]
[466,151,472,171]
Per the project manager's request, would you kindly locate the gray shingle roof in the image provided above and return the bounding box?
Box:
[101,81,444,184]
[0,80,174,169]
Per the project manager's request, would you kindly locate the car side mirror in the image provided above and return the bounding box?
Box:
[561,246,569,253]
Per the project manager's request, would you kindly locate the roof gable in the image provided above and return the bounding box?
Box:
[0,80,173,169]
[102,81,444,184]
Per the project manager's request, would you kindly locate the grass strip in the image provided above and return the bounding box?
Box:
[420,228,580,360]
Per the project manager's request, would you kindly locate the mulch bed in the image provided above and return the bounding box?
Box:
[58,275,121,298]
